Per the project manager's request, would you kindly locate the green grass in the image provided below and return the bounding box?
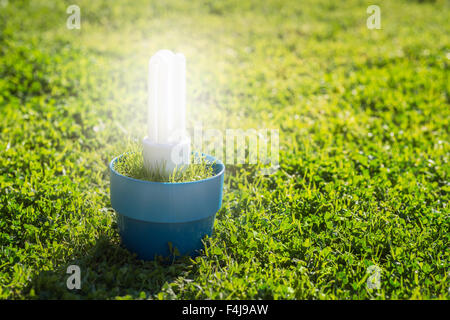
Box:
[113,141,215,183]
[0,0,449,299]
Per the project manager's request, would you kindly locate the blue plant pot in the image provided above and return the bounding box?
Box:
[109,154,225,260]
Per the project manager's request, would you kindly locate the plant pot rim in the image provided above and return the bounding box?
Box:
[110,152,225,223]
[110,152,225,185]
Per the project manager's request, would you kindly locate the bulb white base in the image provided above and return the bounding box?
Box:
[142,136,191,178]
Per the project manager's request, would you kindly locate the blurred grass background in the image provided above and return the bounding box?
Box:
[0,0,449,299]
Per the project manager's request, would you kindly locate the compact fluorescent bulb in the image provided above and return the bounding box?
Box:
[143,50,190,176]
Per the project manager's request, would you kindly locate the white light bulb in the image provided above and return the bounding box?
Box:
[148,50,187,143]
[144,50,190,176]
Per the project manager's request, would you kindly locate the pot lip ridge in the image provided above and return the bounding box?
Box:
[110,152,225,186]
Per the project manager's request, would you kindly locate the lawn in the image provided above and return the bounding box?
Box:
[0,0,449,299]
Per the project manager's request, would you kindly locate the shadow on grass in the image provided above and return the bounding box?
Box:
[25,235,196,299]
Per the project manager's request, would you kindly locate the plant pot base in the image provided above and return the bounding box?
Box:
[117,213,216,260]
